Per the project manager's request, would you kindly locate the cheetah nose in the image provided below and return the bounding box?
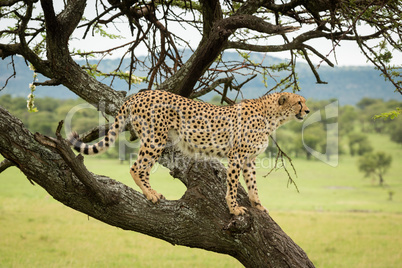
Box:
[305,110,310,114]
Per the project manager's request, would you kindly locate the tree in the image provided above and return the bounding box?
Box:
[339,105,357,135]
[302,124,326,160]
[348,132,373,156]
[389,120,402,145]
[1,1,402,266]
[358,151,392,186]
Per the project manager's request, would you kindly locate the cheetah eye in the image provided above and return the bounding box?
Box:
[298,101,301,105]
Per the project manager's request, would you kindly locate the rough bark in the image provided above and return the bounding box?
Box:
[0,106,314,268]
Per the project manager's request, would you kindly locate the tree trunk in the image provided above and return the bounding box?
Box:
[379,174,384,186]
[0,106,314,268]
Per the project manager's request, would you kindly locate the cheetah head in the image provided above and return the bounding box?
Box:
[277,93,310,122]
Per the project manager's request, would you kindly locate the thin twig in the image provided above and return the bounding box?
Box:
[264,135,299,193]
[1,56,17,91]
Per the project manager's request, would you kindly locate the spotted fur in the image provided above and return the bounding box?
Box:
[68,90,310,215]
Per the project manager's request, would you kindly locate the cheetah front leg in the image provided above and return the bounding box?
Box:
[225,158,247,216]
[243,159,268,214]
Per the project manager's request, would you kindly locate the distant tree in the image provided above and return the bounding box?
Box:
[357,142,374,156]
[302,124,326,160]
[358,151,392,186]
[389,121,402,145]
[356,98,381,110]
[292,136,306,159]
[265,130,298,157]
[339,105,357,135]
[320,135,339,162]
[348,132,373,156]
[28,111,57,136]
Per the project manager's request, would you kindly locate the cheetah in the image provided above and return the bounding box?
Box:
[68,90,310,215]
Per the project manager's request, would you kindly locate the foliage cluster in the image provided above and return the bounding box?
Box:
[0,95,98,138]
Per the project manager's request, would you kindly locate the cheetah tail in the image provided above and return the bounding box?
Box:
[67,112,126,155]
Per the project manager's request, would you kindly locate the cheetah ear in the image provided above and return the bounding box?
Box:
[278,95,288,105]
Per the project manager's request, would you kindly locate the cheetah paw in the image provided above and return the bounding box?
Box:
[144,189,165,204]
[231,206,247,216]
[251,201,269,214]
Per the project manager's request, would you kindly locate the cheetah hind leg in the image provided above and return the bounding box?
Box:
[225,159,248,216]
[243,160,269,214]
[130,149,164,203]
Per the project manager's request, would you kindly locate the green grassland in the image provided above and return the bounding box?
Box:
[1,133,402,267]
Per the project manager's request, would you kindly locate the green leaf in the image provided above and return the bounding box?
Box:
[372,108,401,120]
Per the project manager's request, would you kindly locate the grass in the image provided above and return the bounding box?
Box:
[0,164,239,268]
[274,211,402,268]
[1,133,402,267]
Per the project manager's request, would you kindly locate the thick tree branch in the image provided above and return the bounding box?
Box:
[200,0,223,38]
[224,14,300,35]
[263,0,304,14]
[0,0,24,6]
[0,44,21,59]
[0,158,15,173]
[34,121,118,205]
[176,15,299,97]
[190,77,234,99]
[37,0,126,115]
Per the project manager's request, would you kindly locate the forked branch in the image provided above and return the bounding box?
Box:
[265,135,300,193]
